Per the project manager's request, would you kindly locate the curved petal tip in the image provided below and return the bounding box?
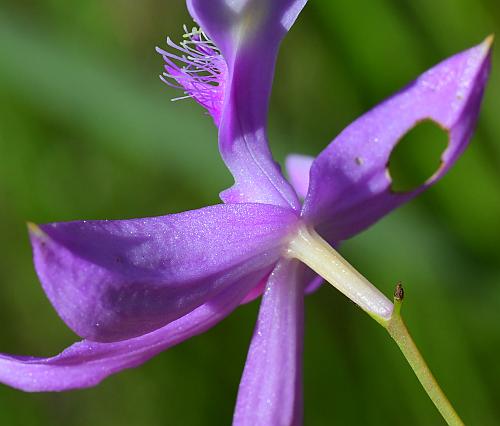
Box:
[484,34,494,48]
[302,37,492,242]
[28,205,298,342]
[27,222,44,237]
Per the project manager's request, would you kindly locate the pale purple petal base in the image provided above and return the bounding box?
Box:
[286,154,314,200]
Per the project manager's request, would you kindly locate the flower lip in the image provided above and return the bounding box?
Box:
[185,0,305,210]
[157,25,228,125]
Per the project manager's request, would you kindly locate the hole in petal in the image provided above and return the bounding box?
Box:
[388,119,449,193]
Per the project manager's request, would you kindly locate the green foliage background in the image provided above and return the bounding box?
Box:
[0,1,499,425]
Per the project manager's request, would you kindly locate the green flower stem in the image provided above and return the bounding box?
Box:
[286,227,465,425]
[383,286,465,426]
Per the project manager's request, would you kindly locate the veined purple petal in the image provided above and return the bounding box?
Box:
[286,154,314,200]
[0,278,256,392]
[187,0,307,209]
[30,203,299,342]
[233,259,304,426]
[302,38,493,242]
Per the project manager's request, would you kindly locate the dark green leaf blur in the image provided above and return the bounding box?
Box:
[0,1,499,425]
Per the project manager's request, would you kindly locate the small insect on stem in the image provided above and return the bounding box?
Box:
[394,281,404,302]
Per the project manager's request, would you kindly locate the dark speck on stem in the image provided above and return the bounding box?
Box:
[394,282,404,302]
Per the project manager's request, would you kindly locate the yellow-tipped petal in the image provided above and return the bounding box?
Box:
[484,33,495,48]
[26,222,45,238]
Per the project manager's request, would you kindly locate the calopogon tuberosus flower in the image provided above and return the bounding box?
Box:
[0,1,492,425]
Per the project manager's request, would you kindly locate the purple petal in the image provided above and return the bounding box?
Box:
[30,203,298,342]
[304,273,323,294]
[302,38,492,242]
[286,154,314,200]
[240,266,322,305]
[240,275,268,305]
[0,278,256,392]
[187,0,307,209]
[233,260,304,426]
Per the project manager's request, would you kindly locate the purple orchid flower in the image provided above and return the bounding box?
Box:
[0,1,492,425]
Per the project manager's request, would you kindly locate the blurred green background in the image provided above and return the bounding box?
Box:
[0,1,499,425]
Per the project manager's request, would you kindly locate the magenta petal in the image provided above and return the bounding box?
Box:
[302,38,492,242]
[233,260,304,426]
[187,0,306,209]
[0,278,256,392]
[30,203,298,342]
[157,32,228,126]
